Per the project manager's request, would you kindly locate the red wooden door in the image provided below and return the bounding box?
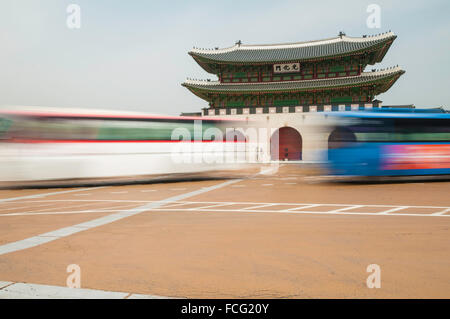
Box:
[271,127,302,161]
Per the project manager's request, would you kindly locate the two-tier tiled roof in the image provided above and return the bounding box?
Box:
[182,67,405,96]
[190,32,396,73]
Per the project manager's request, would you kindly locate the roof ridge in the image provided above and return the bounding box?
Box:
[190,31,396,54]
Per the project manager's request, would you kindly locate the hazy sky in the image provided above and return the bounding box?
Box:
[0,0,449,115]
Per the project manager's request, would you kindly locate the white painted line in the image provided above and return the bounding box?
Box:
[24,202,104,214]
[242,203,278,210]
[0,187,105,203]
[259,165,279,175]
[280,204,321,212]
[284,182,297,185]
[327,205,363,213]
[0,202,56,213]
[159,202,193,209]
[140,190,156,192]
[0,203,143,217]
[13,200,450,210]
[17,199,150,203]
[378,206,409,215]
[99,203,145,210]
[0,210,124,217]
[0,202,113,216]
[190,203,234,210]
[150,207,450,217]
[0,282,170,299]
[261,184,273,186]
[110,191,128,194]
[170,188,187,191]
[5,203,450,218]
[0,179,242,256]
[432,208,450,216]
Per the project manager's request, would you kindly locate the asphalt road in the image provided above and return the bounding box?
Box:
[0,164,449,298]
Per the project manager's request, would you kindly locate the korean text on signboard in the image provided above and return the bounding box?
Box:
[273,63,300,74]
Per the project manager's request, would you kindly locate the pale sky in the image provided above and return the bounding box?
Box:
[0,0,449,115]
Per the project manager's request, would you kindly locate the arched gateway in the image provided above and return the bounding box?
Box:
[271,127,302,161]
[328,127,356,149]
[182,32,405,162]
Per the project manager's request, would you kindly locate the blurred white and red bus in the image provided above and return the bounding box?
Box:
[0,107,252,187]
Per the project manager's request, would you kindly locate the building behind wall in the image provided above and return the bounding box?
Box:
[182,31,406,161]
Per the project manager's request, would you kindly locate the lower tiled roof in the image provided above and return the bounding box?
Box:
[183,67,404,93]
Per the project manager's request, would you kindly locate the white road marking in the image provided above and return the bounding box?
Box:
[0,187,105,203]
[110,191,128,194]
[261,184,273,186]
[327,205,363,213]
[259,165,279,175]
[0,281,170,299]
[170,188,187,191]
[242,203,278,210]
[432,208,450,216]
[284,182,297,185]
[136,201,450,218]
[15,199,151,203]
[140,190,156,192]
[280,204,321,212]
[0,179,242,256]
[0,210,118,217]
[9,199,450,210]
[151,207,450,217]
[17,202,104,215]
[189,203,234,210]
[0,202,56,213]
[378,206,409,215]
[160,202,194,209]
[1,200,448,218]
[0,203,141,217]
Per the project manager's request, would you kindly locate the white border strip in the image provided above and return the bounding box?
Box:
[0,282,172,299]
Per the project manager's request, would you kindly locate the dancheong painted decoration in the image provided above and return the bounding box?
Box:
[182,31,405,115]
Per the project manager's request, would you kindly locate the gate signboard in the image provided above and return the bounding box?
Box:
[273,63,300,74]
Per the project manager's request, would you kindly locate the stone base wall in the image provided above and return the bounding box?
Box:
[201,103,382,162]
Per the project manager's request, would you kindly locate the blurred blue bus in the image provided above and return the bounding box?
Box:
[326,109,450,178]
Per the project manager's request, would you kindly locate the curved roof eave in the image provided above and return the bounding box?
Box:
[188,32,396,72]
[182,67,405,94]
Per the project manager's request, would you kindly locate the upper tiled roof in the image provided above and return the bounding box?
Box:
[182,67,404,94]
[190,32,396,67]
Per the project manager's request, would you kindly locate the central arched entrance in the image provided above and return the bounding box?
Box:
[328,127,356,150]
[328,127,356,160]
[271,127,302,161]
